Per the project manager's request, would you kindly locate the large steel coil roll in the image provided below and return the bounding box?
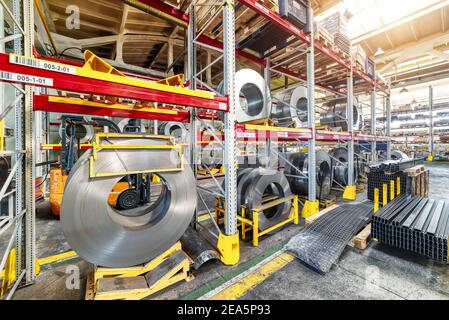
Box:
[237,168,292,230]
[219,69,271,123]
[61,137,197,268]
[284,151,333,196]
[200,145,223,170]
[391,150,409,161]
[159,122,188,142]
[59,123,94,143]
[274,86,308,127]
[117,118,146,133]
[320,98,363,131]
[330,147,358,187]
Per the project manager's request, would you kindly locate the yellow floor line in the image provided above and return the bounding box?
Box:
[38,250,77,266]
[209,252,294,300]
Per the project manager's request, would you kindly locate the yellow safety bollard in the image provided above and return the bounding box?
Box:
[374,188,379,214]
[383,184,388,206]
[396,177,401,196]
[390,180,395,201]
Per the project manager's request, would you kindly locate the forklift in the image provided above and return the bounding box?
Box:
[50,116,152,215]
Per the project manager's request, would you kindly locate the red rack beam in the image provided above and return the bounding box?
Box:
[0,53,227,111]
[33,94,191,122]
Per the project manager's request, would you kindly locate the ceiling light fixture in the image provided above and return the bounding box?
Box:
[374,47,385,57]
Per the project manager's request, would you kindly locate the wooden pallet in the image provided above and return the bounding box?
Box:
[300,194,336,209]
[348,224,372,250]
[404,165,425,176]
[405,166,429,197]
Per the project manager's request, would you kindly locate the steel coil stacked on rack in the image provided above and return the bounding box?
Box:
[236,168,292,230]
[284,151,333,196]
[117,118,146,133]
[200,144,223,170]
[273,86,308,127]
[320,98,363,131]
[61,137,197,268]
[330,147,358,187]
[59,123,94,144]
[219,69,271,123]
[158,121,189,142]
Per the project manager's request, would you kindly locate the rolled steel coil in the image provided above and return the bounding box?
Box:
[159,121,188,142]
[274,86,308,127]
[320,98,362,131]
[391,150,409,161]
[219,69,271,123]
[284,151,333,196]
[59,123,94,144]
[237,168,292,230]
[61,137,197,268]
[200,145,223,170]
[117,118,146,133]
[330,147,358,187]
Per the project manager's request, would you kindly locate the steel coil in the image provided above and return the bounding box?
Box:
[219,69,271,123]
[320,98,362,131]
[284,151,333,196]
[330,147,358,187]
[117,118,146,133]
[159,121,188,142]
[61,137,197,268]
[243,168,293,230]
[59,123,94,144]
[274,86,308,127]
[200,145,223,170]
[236,168,292,229]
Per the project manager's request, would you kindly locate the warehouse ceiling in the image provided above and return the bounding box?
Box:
[39,0,449,88]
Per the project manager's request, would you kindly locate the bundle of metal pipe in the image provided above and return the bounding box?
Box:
[320,97,362,131]
[284,151,332,196]
[372,196,449,263]
[391,150,409,161]
[368,158,425,174]
[61,136,197,268]
[285,202,373,273]
[367,170,407,202]
[236,168,293,230]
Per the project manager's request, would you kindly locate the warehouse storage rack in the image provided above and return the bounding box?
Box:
[0,0,392,296]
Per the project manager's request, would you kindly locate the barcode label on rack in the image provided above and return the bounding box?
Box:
[0,71,53,86]
[10,54,76,74]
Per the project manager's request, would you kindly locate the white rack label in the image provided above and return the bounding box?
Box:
[10,55,76,75]
[0,71,53,86]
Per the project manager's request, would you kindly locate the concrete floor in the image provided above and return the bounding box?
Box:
[6,161,449,300]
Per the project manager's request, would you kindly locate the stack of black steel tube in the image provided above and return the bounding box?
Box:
[372,196,449,263]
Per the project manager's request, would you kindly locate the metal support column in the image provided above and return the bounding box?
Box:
[302,7,319,216]
[347,74,354,187]
[23,0,36,284]
[386,94,392,159]
[264,57,271,168]
[371,90,377,162]
[429,86,434,159]
[219,0,239,264]
[187,5,197,172]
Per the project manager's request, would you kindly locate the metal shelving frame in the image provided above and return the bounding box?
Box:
[0,0,394,283]
[0,0,35,299]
